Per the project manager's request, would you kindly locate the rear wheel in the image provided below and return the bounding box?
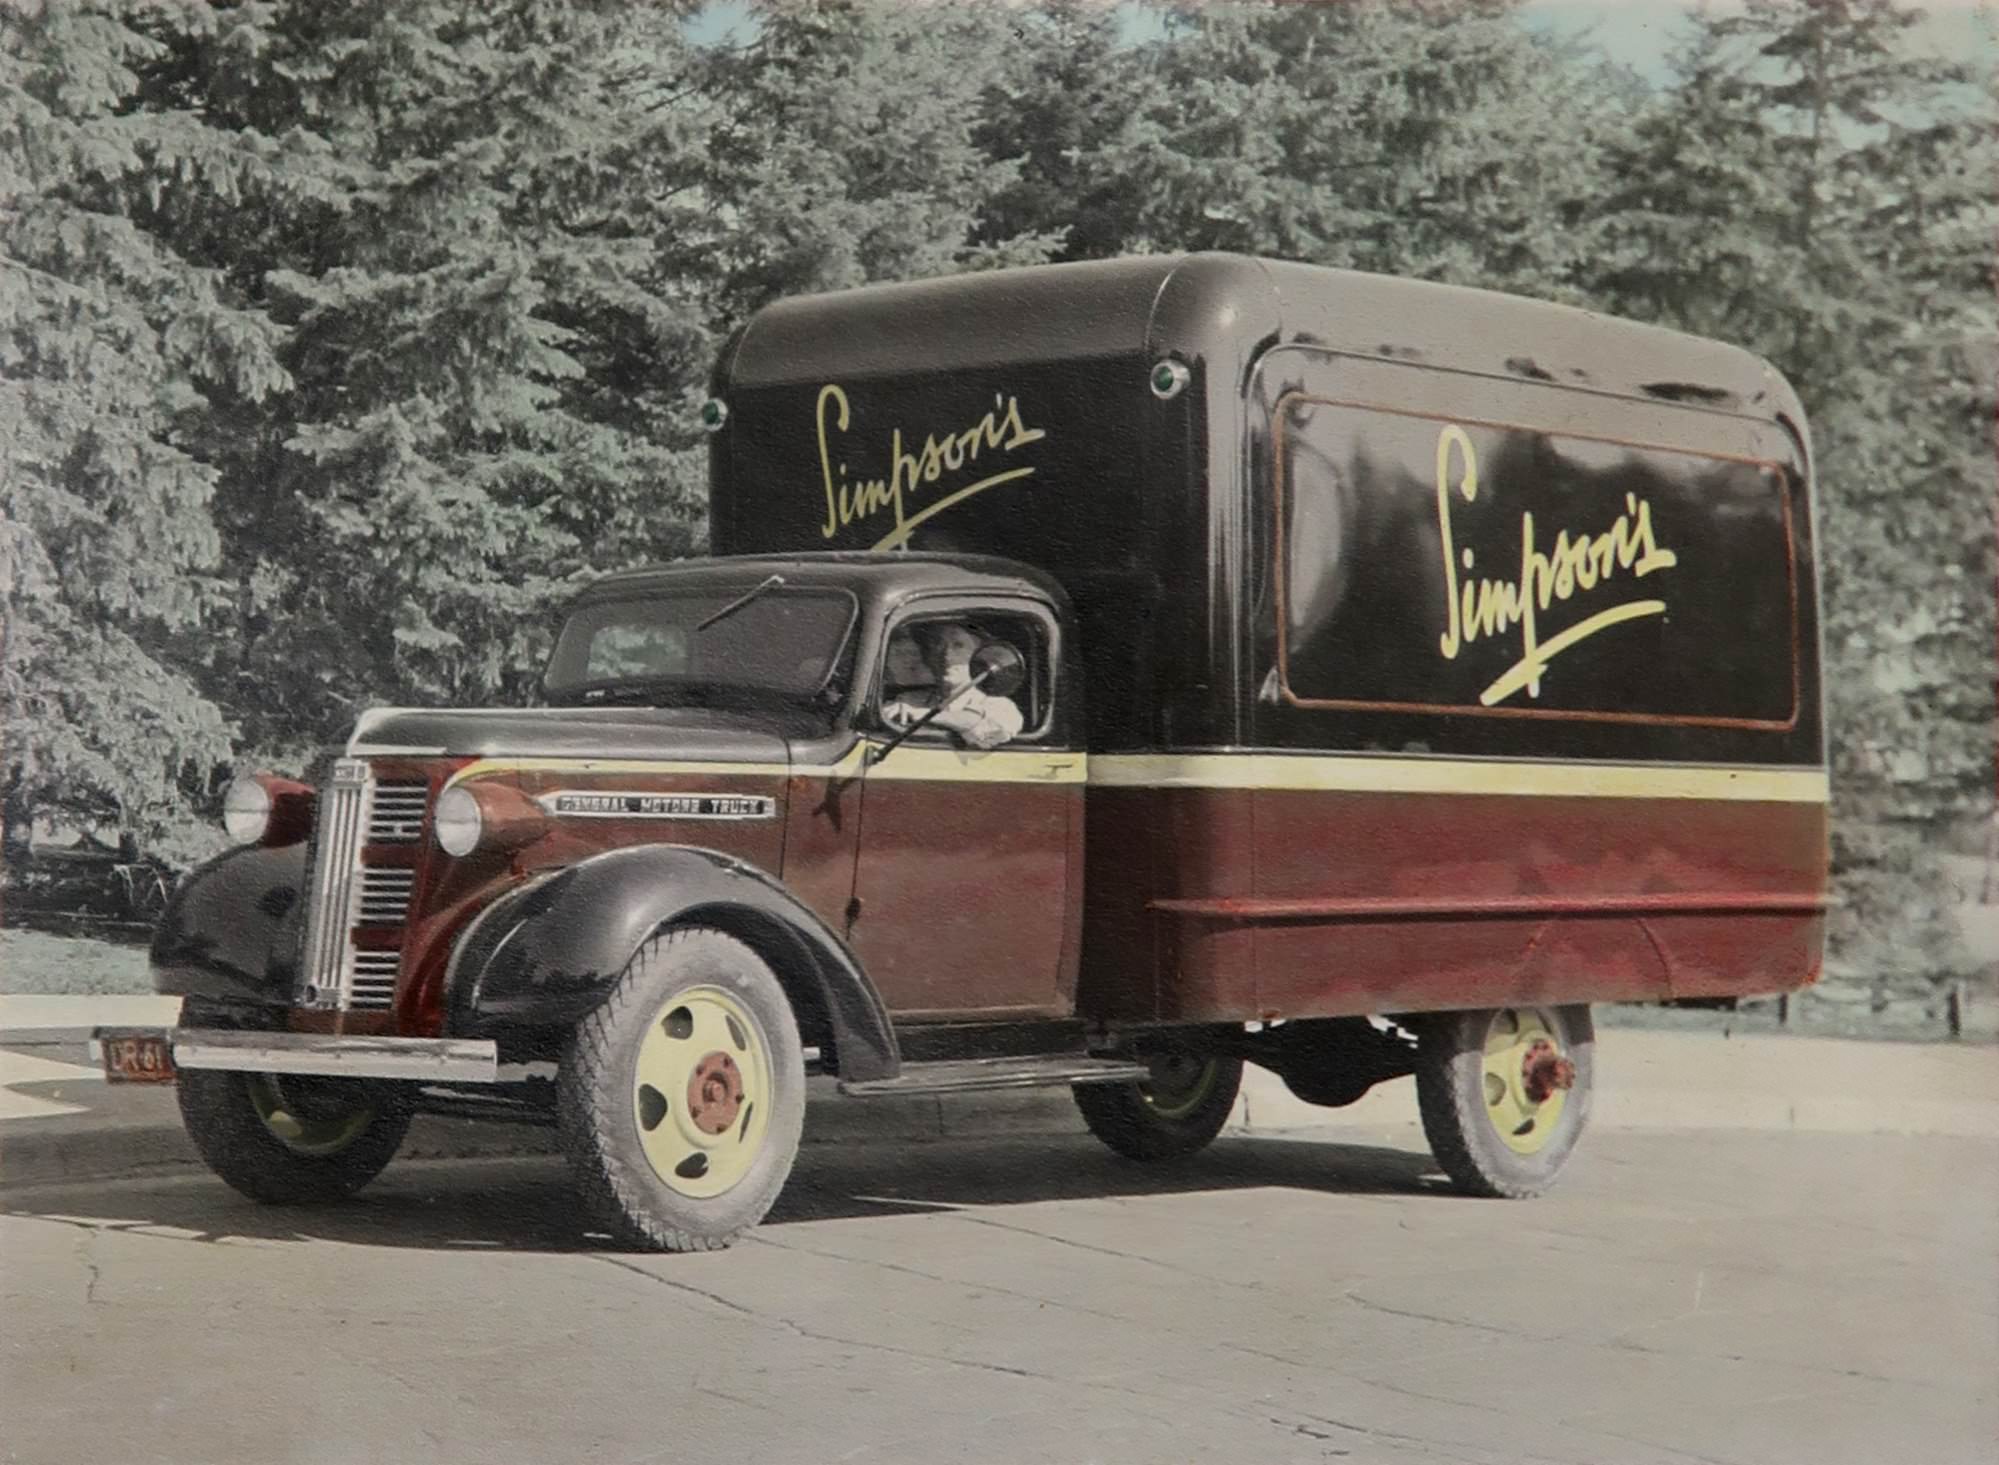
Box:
[1415,1004,1593,1198]
[177,1067,411,1204]
[1074,1052,1242,1161]
[558,927,806,1252]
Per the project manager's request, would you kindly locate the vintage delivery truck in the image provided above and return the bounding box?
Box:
[126,253,1829,1250]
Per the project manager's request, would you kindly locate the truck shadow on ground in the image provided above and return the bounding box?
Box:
[0,1131,1448,1256]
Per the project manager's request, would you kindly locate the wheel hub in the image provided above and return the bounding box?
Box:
[631,985,773,1200]
[686,1051,745,1135]
[1521,1039,1577,1103]
[248,1073,375,1156]
[1142,1054,1218,1120]
[1481,1008,1572,1156]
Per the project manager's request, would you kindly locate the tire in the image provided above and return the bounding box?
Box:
[557,927,806,1252]
[1074,1051,1243,1162]
[176,1067,412,1205]
[1415,1004,1594,1199]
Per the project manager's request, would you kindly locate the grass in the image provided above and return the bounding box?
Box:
[0,927,153,996]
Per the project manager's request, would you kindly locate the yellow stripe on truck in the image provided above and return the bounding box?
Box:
[439,745,1085,789]
[860,746,1085,784]
[1087,753,1828,803]
[435,749,1823,801]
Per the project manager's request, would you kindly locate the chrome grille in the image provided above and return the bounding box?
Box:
[348,949,402,1010]
[295,761,428,1013]
[358,867,415,925]
[296,759,370,1009]
[367,780,429,843]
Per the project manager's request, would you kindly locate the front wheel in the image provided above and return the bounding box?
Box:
[558,927,806,1252]
[1415,1004,1593,1198]
[177,1068,412,1204]
[1074,1052,1243,1161]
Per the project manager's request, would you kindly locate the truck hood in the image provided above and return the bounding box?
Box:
[346,706,793,767]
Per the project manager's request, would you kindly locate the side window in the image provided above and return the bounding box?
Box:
[876,608,1056,745]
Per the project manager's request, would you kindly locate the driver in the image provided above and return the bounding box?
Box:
[881,620,1024,751]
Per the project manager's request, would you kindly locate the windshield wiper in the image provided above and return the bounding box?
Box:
[696,574,785,632]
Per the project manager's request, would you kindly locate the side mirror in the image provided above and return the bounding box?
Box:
[864,644,1026,767]
[971,642,1026,700]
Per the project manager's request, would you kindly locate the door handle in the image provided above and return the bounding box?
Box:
[1032,760,1077,780]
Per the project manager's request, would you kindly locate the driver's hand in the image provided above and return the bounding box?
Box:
[882,700,915,730]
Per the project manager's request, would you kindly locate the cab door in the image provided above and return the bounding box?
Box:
[847,599,1083,1018]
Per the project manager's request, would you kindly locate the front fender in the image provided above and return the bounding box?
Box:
[444,845,899,1083]
[149,843,307,1010]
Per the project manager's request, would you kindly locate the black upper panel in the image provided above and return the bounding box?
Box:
[707,253,1820,763]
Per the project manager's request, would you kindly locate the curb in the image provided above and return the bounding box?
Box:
[8,1028,1998,1191]
[0,1080,1088,1191]
[0,1111,564,1190]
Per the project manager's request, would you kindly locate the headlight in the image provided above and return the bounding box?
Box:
[432,781,547,858]
[222,776,273,844]
[433,785,483,857]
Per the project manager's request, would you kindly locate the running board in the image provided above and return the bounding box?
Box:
[838,1055,1148,1097]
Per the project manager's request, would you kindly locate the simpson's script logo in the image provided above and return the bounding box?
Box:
[817,383,1047,551]
[1435,425,1679,707]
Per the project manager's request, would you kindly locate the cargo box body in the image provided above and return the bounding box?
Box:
[709,252,1828,1027]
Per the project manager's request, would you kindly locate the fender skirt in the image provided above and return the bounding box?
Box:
[444,846,899,1083]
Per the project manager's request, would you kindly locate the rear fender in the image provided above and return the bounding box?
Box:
[444,845,898,1082]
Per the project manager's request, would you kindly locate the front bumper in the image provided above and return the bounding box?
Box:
[95,1028,500,1084]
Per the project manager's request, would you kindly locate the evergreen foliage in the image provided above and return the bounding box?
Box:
[697,0,1062,320]
[1077,1,1628,299]
[1,0,276,860]
[1586,0,1996,1007]
[2,0,1990,1024]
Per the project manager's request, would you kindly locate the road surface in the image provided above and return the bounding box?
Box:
[4,1119,1994,1465]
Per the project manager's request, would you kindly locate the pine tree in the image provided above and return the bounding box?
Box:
[183,0,715,753]
[1591,0,1998,1021]
[0,0,288,861]
[695,0,1062,323]
[971,0,1148,263]
[1066,0,1624,298]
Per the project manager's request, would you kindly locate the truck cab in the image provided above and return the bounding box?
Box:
[529,551,1092,1023]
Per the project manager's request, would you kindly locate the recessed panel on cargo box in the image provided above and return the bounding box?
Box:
[1264,360,1805,737]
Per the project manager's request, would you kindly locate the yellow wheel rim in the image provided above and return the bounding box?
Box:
[1481,1008,1570,1156]
[248,1074,374,1156]
[1141,1054,1219,1121]
[632,985,773,1200]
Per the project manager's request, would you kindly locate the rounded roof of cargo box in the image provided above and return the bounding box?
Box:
[716,251,1804,427]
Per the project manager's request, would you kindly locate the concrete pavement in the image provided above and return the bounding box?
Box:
[4,1000,1997,1464]
[4,1126,1995,1464]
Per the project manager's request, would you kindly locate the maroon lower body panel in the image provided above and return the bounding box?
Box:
[1079,784,1828,1024]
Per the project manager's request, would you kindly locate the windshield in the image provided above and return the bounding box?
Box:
[544,587,857,707]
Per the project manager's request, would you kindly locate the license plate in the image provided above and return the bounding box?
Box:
[98,1031,177,1084]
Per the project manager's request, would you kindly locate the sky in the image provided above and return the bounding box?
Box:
[1520,0,1998,80]
[685,1,1999,84]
